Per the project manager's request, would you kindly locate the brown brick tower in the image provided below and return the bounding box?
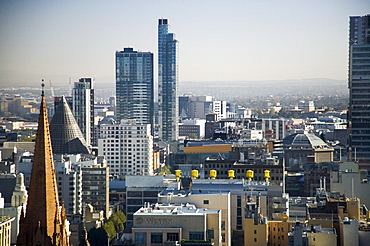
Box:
[17,82,70,246]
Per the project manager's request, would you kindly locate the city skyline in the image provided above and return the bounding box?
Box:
[0,1,369,86]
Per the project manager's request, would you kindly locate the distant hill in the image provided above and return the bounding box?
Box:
[0,70,347,100]
[0,70,115,87]
[179,78,348,100]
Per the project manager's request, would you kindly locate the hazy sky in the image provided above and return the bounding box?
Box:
[0,0,369,86]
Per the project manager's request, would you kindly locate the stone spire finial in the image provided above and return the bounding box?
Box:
[41,79,45,96]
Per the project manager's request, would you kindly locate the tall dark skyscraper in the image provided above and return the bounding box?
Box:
[115,48,154,131]
[348,14,370,162]
[158,19,179,142]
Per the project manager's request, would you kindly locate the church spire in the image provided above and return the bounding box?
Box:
[17,81,70,246]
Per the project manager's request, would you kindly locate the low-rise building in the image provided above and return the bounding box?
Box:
[132,203,221,246]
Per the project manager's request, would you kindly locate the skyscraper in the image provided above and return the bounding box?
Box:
[17,84,70,246]
[115,47,154,132]
[158,19,179,142]
[72,78,94,146]
[348,14,370,162]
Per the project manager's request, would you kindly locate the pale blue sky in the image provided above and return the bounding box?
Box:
[0,0,369,85]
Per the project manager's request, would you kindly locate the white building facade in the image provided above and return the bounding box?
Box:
[98,120,153,177]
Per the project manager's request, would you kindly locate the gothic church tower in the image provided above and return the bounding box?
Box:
[17,83,70,246]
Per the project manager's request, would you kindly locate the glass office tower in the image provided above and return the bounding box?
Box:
[116,48,154,132]
[158,19,179,142]
[348,14,370,162]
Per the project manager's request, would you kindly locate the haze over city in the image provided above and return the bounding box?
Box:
[0,0,369,87]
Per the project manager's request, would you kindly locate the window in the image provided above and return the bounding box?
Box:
[254,238,257,242]
[167,233,179,241]
[189,232,204,240]
[221,221,225,230]
[207,230,214,239]
[254,230,257,234]
[151,233,163,243]
[203,200,209,204]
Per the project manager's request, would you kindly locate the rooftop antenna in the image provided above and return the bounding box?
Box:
[68,77,72,96]
[93,74,96,89]
[49,80,55,99]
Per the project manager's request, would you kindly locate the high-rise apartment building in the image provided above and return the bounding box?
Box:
[98,120,153,177]
[348,14,370,162]
[158,19,179,142]
[73,78,94,146]
[116,48,154,133]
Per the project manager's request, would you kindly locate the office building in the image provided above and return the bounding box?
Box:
[179,95,190,118]
[98,120,153,177]
[348,14,370,162]
[115,48,154,133]
[132,203,221,246]
[125,176,167,230]
[73,78,94,146]
[158,19,179,142]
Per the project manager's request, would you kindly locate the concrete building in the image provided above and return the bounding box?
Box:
[348,14,370,162]
[342,218,359,246]
[17,153,85,216]
[115,48,154,134]
[283,131,334,168]
[330,164,370,208]
[213,100,227,120]
[54,155,83,215]
[298,100,315,112]
[0,216,15,246]
[159,189,230,245]
[188,96,213,119]
[125,176,167,230]
[243,218,268,245]
[158,18,179,142]
[262,118,289,140]
[268,221,295,246]
[132,203,221,245]
[81,161,109,217]
[98,120,153,177]
[73,78,94,146]
[179,95,190,119]
[179,119,206,139]
[157,177,289,246]
[288,222,337,246]
[0,173,28,245]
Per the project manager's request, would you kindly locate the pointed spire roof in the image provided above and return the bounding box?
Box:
[50,96,90,154]
[17,82,70,246]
